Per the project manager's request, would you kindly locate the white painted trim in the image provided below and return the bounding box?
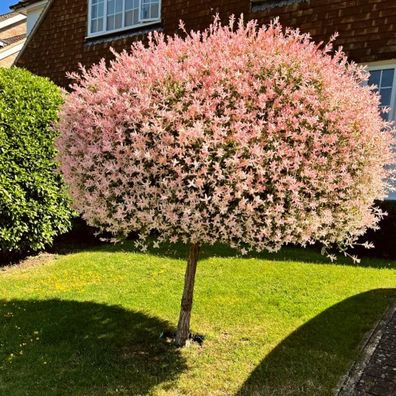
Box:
[87,0,161,38]
[0,13,26,30]
[139,0,160,22]
[364,61,396,201]
[365,59,396,67]
[15,0,48,15]
[0,40,25,61]
[122,0,125,32]
[365,62,396,121]
[86,19,160,38]
[12,0,53,65]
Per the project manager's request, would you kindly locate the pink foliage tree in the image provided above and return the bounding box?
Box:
[57,17,394,346]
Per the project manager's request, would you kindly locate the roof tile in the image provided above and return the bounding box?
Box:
[1,33,26,46]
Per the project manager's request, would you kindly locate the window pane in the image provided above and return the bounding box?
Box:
[141,3,150,19]
[97,18,103,31]
[91,19,97,33]
[115,13,122,29]
[98,2,104,17]
[380,88,392,107]
[107,15,115,30]
[125,9,139,26]
[368,70,381,87]
[151,3,159,19]
[125,0,133,10]
[125,0,139,26]
[115,0,123,13]
[107,0,115,13]
[90,0,104,35]
[140,0,160,20]
[106,0,122,31]
[381,69,394,88]
[125,11,132,26]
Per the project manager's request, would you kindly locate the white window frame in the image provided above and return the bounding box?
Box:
[87,0,161,38]
[366,61,396,201]
[140,0,161,22]
[251,0,305,11]
[366,62,396,122]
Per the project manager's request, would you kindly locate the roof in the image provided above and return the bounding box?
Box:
[1,33,26,46]
[0,11,26,34]
[0,11,19,22]
[11,0,44,11]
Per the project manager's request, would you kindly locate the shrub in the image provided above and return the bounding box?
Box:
[57,17,394,345]
[0,68,72,255]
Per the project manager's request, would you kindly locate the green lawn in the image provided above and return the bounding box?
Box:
[0,243,395,396]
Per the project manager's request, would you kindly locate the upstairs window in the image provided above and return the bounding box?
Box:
[251,0,305,11]
[88,0,161,37]
[368,66,396,121]
[368,64,396,200]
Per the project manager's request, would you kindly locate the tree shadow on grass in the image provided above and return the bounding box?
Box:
[236,288,396,396]
[0,299,186,396]
[2,216,390,270]
[56,240,395,270]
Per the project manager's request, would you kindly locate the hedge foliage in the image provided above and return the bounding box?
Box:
[0,68,72,255]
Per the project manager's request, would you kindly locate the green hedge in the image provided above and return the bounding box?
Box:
[0,68,72,255]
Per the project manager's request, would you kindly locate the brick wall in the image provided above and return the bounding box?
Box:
[15,0,396,87]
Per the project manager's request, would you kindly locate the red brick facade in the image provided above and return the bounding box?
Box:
[15,0,396,87]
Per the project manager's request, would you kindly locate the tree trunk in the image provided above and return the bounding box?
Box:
[175,243,200,347]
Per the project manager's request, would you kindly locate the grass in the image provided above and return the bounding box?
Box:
[0,243,395,396]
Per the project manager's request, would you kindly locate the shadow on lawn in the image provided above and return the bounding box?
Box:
[0,293,394,395]
[0,299,186,395]
[51,239,396,270]
[13,218,386,270]
[236,288,396,396]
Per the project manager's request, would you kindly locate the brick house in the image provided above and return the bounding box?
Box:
[8,0,395,196]
[0,11,26,67]
[8,0,396,256]
[12,0,396,200]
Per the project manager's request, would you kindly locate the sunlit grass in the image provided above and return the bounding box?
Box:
[0,243,395,395]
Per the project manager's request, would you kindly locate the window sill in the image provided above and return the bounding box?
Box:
[251,0,307,12]
[85,21,162,44]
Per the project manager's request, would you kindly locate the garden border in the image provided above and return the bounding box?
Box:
[336,301,396,395]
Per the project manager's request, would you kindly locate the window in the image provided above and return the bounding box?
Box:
[368,64,396,200]
[88,0,161,37]
[368,67,396,121]
[251,0,305,11]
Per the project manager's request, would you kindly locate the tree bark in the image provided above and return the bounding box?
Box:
[175,243,200,347]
